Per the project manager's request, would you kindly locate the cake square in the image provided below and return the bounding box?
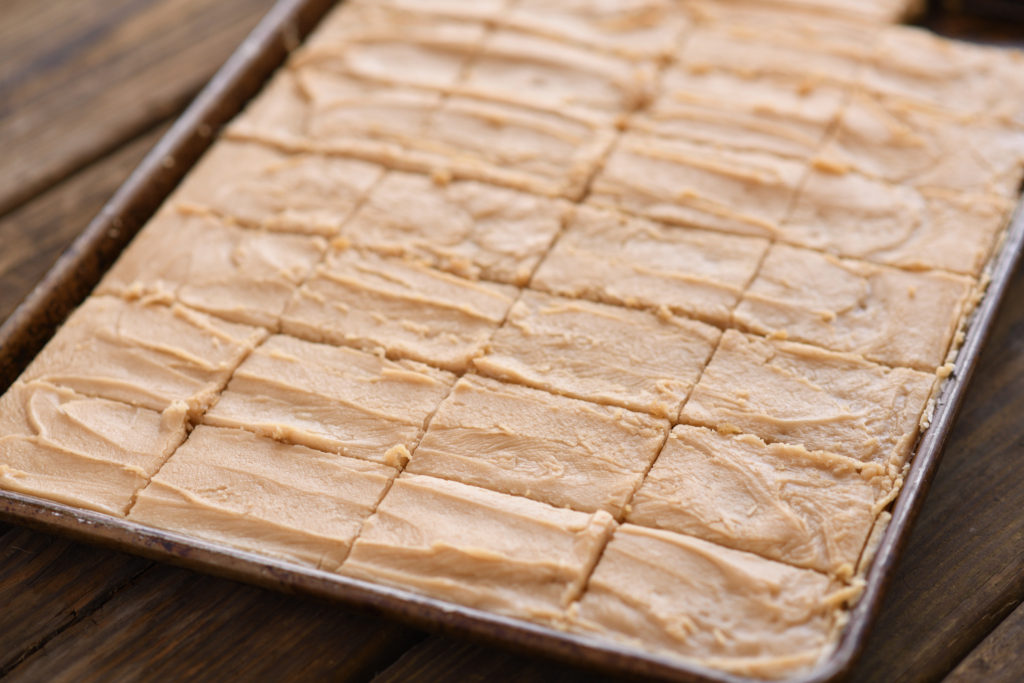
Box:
[226,69,444,172]
[571,524,842,679]
[204,334,455,467]
[679,17,872,88]
[406,375,668,514]
[860,25,1024,125]
[172,140,383,236]
[475,290,720,418]
[20,296,266,418]
[460,30,657,116]
[296,2,488,91]
[282,249,518,372]
[632,66,846,159]
[629,425,891,575]
[423,95,618,200]
[681,330,935,472]
[734,243,975,370]
[98,210,326,329]
[342,474,617,622]
[340,171,568,286]
[590,132,806,238]
[128,425,395,571]
[0,381,188,516]
[499,0,691,60]
[781,166,1015,276]
[816,92,1024,196]
[531,205,769,326]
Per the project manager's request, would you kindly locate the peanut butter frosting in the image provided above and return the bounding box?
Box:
[682,330,935,471]
[571,524,842,679]
[0,381,187,516]
[98,209,326,329]
[406,374,668,515]
[229,69,617,201]
[204,334,454,467]
[129,425,395,571]
[172,140,382,236]
[283,249,516,372]
[342,474,617,622]
[501,0,690,60]
[423,94,617,200]
[21,296,265,419]
[475,290,720,418]
[861,26,1024,125]
[817,92,1024,196]
[634,66,845,159]
[226,69,444,170]
[532,205,768,326]
[679,19,872,88]
[781,167,1015,276]
[629,425,890,575]
[735,243,975,370]
[297,2,487,91]
[460,30,656,116]
[341,171,567,285]
[590,132,806,239]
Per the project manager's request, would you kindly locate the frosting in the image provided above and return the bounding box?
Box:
[590,132,806,238]
[129,425,395,570]
[475,290,720,418]
[571,524,842,679]
[407,374,668,514]
[782,166,1014,276]
[343,473,616,621]
[735,243,974,370]
[532,205,769,326]
[341,170,568,285]
[172,139,382,236]
[204,334,454,466]
[98,209,326,329]
[282,248,517,371]
[0,381,187,516]
[21,296,265,419]
[682,330,935,472]
[629,425,891,575]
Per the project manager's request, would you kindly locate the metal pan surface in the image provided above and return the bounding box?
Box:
[1,2,1022,681]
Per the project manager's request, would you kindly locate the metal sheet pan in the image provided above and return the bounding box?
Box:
[1,1,1023,681]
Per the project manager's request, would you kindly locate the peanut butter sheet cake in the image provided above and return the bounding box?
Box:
[2,0,1022,679]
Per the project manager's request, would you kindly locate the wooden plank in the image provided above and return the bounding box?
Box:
[0,525,150,675]
[3,563,425,683]
[944,601,1024,683]
[371,636,617,683]
[0,0,275,217]
[0,123,168,323]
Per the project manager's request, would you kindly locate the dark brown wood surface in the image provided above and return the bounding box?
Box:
[0,2,1021,682]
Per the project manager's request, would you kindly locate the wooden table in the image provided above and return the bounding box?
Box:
[1,2,1022,681]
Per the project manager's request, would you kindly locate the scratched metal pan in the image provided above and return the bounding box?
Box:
[1,1,1023,681]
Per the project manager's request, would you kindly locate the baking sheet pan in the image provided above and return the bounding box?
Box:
[1,1,1023,681]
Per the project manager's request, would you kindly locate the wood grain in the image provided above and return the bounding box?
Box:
[0,0,274,217]
[4,564,424,683]
[945,601,1024,683]
[0,124,168,323]
[371,637,620,683]
[0,525,150,676]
